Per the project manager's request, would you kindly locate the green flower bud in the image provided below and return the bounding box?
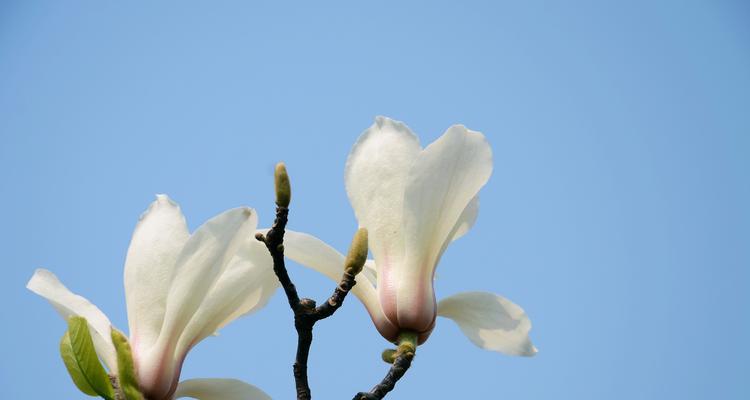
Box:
[111,329,144,400]
[345,228,368,275]
[381,348,397,364]
[274,162,291,207]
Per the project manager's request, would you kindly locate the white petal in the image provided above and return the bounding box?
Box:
[361,260,378,288]
[283,230,398,340]
[124,195,189,355]
[450,195,479,243]
[282,230,377,307]
[345,116,421,271]
[139,207,257,399]
[27,269,118,371]
[158,207,257,345]
[437,292,537,356]
[173,378,271,400]
[432,195,480,268]
[395,126,492,328]
[175,237,278,357]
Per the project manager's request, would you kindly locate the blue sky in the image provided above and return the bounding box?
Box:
[1,1,748,399]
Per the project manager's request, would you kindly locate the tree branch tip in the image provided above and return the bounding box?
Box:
[254,232,266,242]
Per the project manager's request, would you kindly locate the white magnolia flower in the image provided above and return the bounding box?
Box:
[28,195,278,400]
[284,116,536,356]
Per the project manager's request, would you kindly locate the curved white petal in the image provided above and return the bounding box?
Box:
[361,260,378,288]
[158,207,257,345]
[394,126,493,331]
[345,116,421,273]
[125,194,189,356]
[282,230,377,307]
[437,291,537,356]
[139,207,257,400]
[283,230,398,341]
[173,378,271,400]
[450,195,479,243]
[175,237,278,358]
[27,269,118,372]
[432,195,481,270]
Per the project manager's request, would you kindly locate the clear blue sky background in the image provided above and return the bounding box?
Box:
[1,1,748,399]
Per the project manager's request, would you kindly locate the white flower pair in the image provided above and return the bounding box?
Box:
[28,116,535,400]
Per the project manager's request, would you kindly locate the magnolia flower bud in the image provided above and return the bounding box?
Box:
[274,162,291,207]
[344,228,368,275]
[381,348,397,364]
[111,329,143,400]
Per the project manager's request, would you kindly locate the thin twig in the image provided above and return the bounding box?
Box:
[353,333,417,400]
[315,270,357,319]
[262,206,299,309]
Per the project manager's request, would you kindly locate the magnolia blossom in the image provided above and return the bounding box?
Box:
[284,116,536,355]
[27,195,278,399]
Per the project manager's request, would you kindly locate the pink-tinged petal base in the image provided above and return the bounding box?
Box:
[378,259,437,343]
[135,339,189,400]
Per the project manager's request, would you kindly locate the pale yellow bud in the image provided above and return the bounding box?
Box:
[345,228,368,274]
[274,162,291,207]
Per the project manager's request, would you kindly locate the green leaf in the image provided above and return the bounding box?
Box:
[111,329,144,400]
[60,331,98,396]
[60,316,115,400]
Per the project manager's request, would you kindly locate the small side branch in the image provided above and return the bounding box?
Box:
[256,162,367,400]
[315,270,357,319]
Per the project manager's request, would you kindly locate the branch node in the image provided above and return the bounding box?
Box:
[299,298,316,311]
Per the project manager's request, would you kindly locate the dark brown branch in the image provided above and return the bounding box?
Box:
[258,213,361,399]
[353,352,414,400]
[293,300,316,400]
[260,206,299,309]
[256,163,365,400]
[315,270,357,319]
[353,333,417,400]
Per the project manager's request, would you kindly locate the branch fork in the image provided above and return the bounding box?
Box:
[256,162,368,400]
